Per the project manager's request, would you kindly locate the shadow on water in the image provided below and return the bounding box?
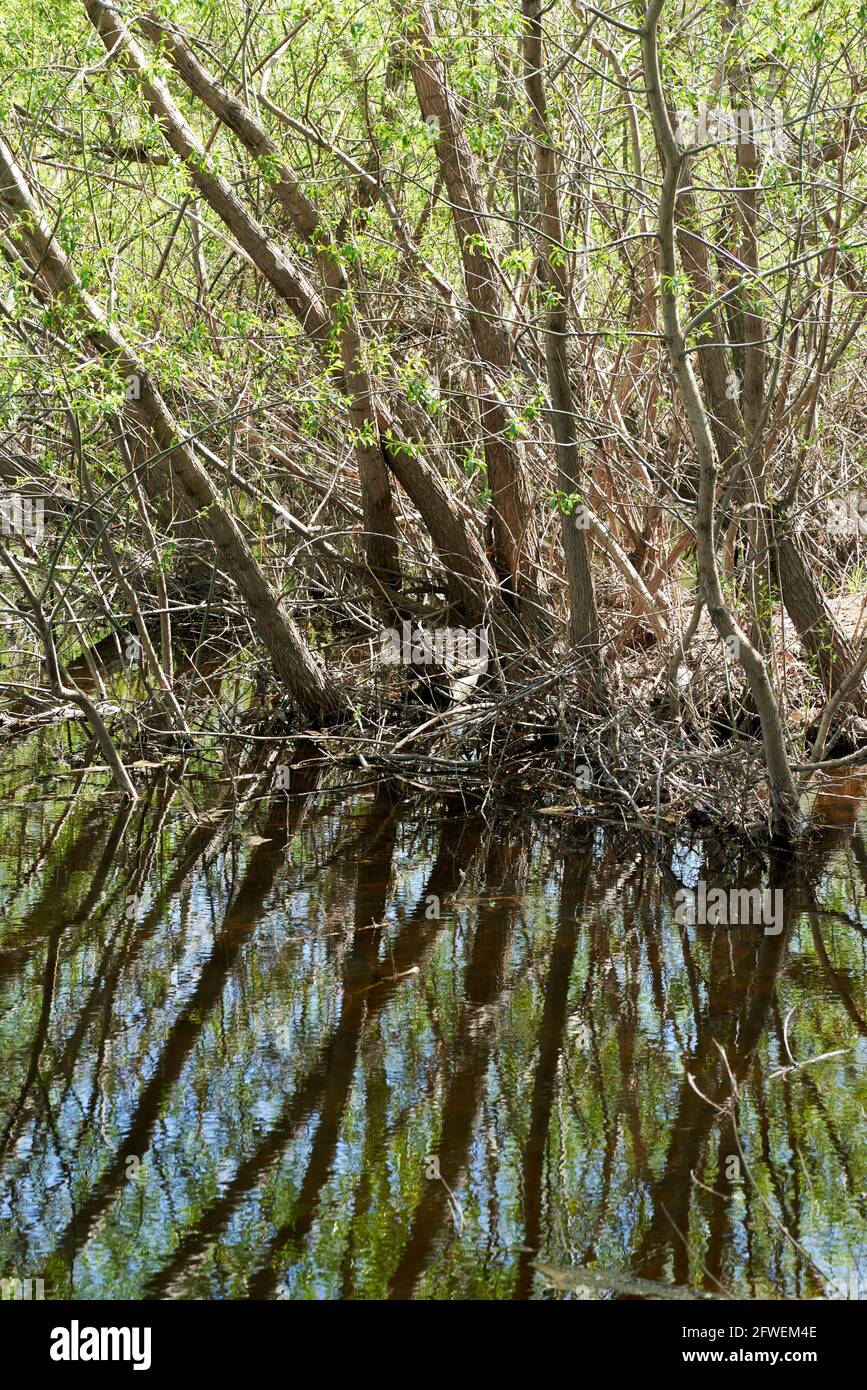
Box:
[0,740,864,1300]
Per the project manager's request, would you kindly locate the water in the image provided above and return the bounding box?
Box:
[0,734,864,1299]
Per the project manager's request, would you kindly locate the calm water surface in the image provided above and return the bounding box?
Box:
[0,735,864,1299]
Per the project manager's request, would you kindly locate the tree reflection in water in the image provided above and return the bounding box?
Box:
[0,741,864,1300]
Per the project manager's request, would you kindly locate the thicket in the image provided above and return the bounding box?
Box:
[1,0,866,837]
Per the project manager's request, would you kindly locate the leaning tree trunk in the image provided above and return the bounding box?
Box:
[774,520,867,714]
[92,3,528,649]
[85,0,400,591]
[0,134,346,723]
[402,0,541,609]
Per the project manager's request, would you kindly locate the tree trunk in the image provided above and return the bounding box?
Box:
[641,1,801,837]
[403,1,540,608]
[775,521,867,713]
[520,0,603,697]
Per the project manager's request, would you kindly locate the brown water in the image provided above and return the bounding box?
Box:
[0,733,864,1299]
